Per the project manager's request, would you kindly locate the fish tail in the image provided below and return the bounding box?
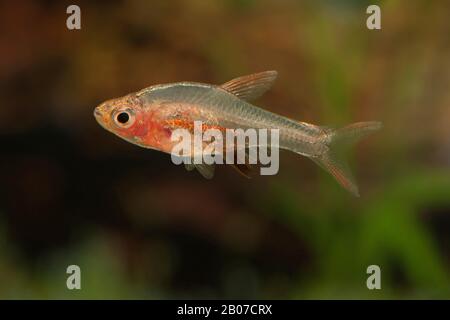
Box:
[313,121,382,196]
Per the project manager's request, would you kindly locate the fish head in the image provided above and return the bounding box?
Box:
[94,94,150,146]
[94,94,174,152]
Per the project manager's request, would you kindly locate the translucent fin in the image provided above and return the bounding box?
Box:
[220,70,278,101]
[330,122,383,146]
[230,164,253,178]
[314,121,382,197]
[194,163,215,179]
[184,162,195,171]
[224,146,256,178]
[313,152,359,197]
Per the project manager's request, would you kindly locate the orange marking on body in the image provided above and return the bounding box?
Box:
[202,123,226,131]
[165,119,194,130]
[164,119,226,132]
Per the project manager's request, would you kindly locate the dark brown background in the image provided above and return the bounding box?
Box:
[0,0,449,298]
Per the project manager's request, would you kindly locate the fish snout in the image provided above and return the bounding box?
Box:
[94,107,102,119]
[94,106,109,129]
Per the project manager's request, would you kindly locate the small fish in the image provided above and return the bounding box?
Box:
[94,71,382,196]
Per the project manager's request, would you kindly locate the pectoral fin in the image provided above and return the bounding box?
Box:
[220,70,278,101]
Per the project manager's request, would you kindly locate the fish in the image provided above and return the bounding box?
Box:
[94,71,382,196]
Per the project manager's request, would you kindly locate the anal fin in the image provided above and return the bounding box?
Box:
[194,163,215,179]
[230,163,253,179]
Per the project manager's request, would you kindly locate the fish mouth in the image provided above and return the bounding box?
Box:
[93,107,109,130]
[94,108,102,118]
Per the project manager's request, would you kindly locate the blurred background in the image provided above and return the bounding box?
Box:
[0,0,449,299]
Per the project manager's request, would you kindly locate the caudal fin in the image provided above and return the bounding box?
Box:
[314,121,382,197]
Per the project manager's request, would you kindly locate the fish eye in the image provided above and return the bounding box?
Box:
[113,109,135,128]
[117,112,129,124]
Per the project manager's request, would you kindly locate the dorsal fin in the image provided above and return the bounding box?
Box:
[220,70,278,101]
